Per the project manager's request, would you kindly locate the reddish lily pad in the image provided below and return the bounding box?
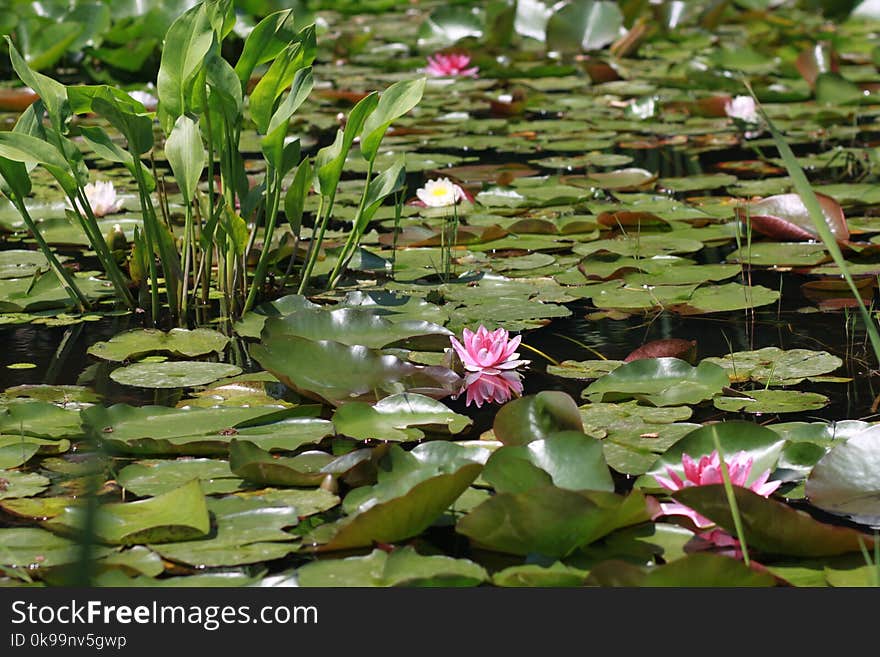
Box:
[735,192,849,243]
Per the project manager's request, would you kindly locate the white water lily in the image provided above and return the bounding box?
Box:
[73,180,124,217]
[724,95,760,124]
[416,177,465,208]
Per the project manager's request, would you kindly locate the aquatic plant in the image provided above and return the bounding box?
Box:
[450,325,528,376]
[416,177,466,208]
[653,450,781,529]
[71,180,123,218]
[425,52,479,78]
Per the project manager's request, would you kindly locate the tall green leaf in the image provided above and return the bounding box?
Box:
[156,2,216,130]
[359,78,426,162]
[233,9,300,87]
[165,114,206,204]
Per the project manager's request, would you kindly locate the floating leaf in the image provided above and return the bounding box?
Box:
[229,440,333,487]
[0,528,112,568]
[585,358,728,407]
[117,459,243,497]
[296,547,487,587]
[251,334,459,405]
[109,361,242,388]
[319,442,489,551]
[805,426,880,526]
[493,391,583,446]
[674,485,877,557]
[88,328,230,362]
[456,487,649,558]
[735,192,849,243]
[150,494,302,568]
[483,431,614,493]
[331,393,472,443]
[46,479,210,545]
[713,390,829,414]
[703,347,843,385]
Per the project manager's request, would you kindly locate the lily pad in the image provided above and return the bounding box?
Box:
[482,431,614,493]
[0,528,113,568]
[703,347,843,385]
[456,487,650,558]
[116,459,243,497]
[0,470,50,500]
[149,494,302,568]
[83,404,320,455]
[46,479,211,545]
[584,358,729,407]
[331,393,472,442]
[88,328,230,362]
[674,485,877,557]
[713,390,830,414]
[109,361,242,388]
[296,547,488,587]
[318,442,489,551]
[493,391,584,446]
[805,426,880,526]
[251,334,459,406]
[229,440,333,487]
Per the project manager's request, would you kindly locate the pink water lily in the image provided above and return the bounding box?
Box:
[425,53,479,78]
[450,325,528,376]
[653,450,780,529]
[70,180,124,217]
[460,371,524,408]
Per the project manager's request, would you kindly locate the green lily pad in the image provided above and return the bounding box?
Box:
[0,443,39,469]
[46,479,211,545]
[83,404,321,455]
[492,562,590,587]
[483,431,614,493]
[296,546,488,587]
[0,400,83,439]
[0,528,112,568]
[584,358,729,407]
[0,250,62,280]
[331,393,472,442]
[251,334,459,406]
[547,359,624,380]
[727,242,830,267]
[456,487,650,558]
[0,496,71,519]
[109,361,242,389]
[674,485,878,557]
[259,308,452,350]
[149,494,302,568]
[713,390,830,414]
[318,442,489,551]
[116,459,243,497]
[0,470,50,500]
[3,384,100,406]
[805,427,880,526]
[229,440,333,487]
[703,347,843,385]
[88,328,231,362]
[97,546,165,578]
[493,391,584,446]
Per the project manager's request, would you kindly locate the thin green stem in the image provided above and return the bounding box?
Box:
[12,197,89,311]
[710,432,751,567]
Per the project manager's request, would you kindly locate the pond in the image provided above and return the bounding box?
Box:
[1,0,880,588]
